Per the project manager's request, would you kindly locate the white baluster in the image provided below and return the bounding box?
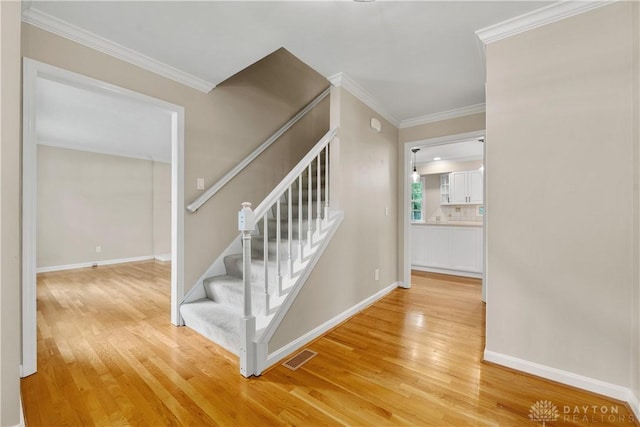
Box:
[287,186,293,278]
[307,164,312,247]
[276,199,282,295]
[316,154,321,234]
[324,146,330,222]
[298,174,303,261]
[263,216,269,314]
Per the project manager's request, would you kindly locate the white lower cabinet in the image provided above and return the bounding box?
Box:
[424,226,452,268]
[411,225,483,274]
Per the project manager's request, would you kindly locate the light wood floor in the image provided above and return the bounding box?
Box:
[22,262,636,426]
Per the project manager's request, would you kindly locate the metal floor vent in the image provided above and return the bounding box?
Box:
[283,349,318,371]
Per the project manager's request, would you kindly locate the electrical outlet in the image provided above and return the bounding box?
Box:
[375,269,379,281]
[95,245,101,253]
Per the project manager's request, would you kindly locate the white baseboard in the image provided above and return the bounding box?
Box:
[18,392,25,427]
[484,349,638,413]
[628,390,640,421]
[264,281,400,371]
[36,255,154,273]
[154,253,171,262]
[412,265,482,279]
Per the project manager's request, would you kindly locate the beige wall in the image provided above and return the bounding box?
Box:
[269,87,399,352]
[37,146,170,268]
[0,2,22,425]
[423,174,440,220]
[635,0,640,403]
[485,1,638,392]
[22,26,330,295]
[399,113,485,144]
[417,159,482,176]
[153,162,171,257]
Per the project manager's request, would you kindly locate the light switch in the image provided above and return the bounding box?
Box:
[197,178,205,190]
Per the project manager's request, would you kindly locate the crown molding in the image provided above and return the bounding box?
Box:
[21,7,215,93]
[400,103,485,129]
[476,1,614,45]
[328,72,400,128]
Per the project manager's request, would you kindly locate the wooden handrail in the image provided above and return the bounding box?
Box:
[186,87,331,212]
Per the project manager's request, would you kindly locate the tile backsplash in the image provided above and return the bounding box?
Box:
[428,205,483,223]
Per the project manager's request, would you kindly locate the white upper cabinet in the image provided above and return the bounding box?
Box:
[440,173,451,205]
[447,170,483,205]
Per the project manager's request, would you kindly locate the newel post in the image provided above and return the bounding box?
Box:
[238,202,257,377]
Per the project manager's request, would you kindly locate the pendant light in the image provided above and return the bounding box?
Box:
[411,148,420,183]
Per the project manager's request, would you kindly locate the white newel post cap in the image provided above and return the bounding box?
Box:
[238,202,255,231]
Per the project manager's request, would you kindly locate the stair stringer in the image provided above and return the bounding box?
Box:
[254,210,344,375]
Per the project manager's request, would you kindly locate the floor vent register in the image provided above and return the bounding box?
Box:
[282,349,318,371]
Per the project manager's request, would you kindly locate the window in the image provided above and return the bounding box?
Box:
[411,180,423,222]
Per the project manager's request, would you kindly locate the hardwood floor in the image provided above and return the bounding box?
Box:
[22,262,637,426]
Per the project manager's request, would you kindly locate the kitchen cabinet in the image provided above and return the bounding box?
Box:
[448,170,483,205]
[451,227,483,272]
[440,174,451,204]
[411,224,483,275]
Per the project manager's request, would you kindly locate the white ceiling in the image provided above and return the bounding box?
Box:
[36,77,173,162]
[26,0,553,125]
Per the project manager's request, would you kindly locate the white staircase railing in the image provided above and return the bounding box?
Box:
[237,127,337,377]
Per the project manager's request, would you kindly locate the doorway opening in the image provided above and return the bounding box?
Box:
[402,130,486,301]
[22,58,185,377]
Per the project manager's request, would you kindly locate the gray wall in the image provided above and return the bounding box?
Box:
[269,87,399,352]
[485,1,638,395]
[37,145,170,268]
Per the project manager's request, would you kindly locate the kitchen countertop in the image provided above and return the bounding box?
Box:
[413,221,483,227]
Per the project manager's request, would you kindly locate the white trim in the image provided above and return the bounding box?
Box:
[264,280,399,372]
[411,265,482,279]
[328,72,400,128]
[484,350,638,412]
[400,103,486,129]
[154,253,171,262]
[21,7,214,93]
[21,58,185,377]
[36,256,155,273]
[628,391,640,421]
[15,393,25,427]
[476,1,614,45]
[22,59,38,378]
[170,107,186,326]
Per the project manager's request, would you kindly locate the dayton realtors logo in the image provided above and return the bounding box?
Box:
[529,400,636,424]
[529,400,559,426]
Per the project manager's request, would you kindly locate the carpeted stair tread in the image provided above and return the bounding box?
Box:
[203,275,267,313]
[179,298,241,355]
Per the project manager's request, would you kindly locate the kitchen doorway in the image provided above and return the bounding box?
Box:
[402,130,486,301]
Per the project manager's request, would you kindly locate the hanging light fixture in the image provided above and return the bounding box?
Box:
[411,148,420,183]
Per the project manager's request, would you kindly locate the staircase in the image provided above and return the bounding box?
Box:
[180,127,342,376]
